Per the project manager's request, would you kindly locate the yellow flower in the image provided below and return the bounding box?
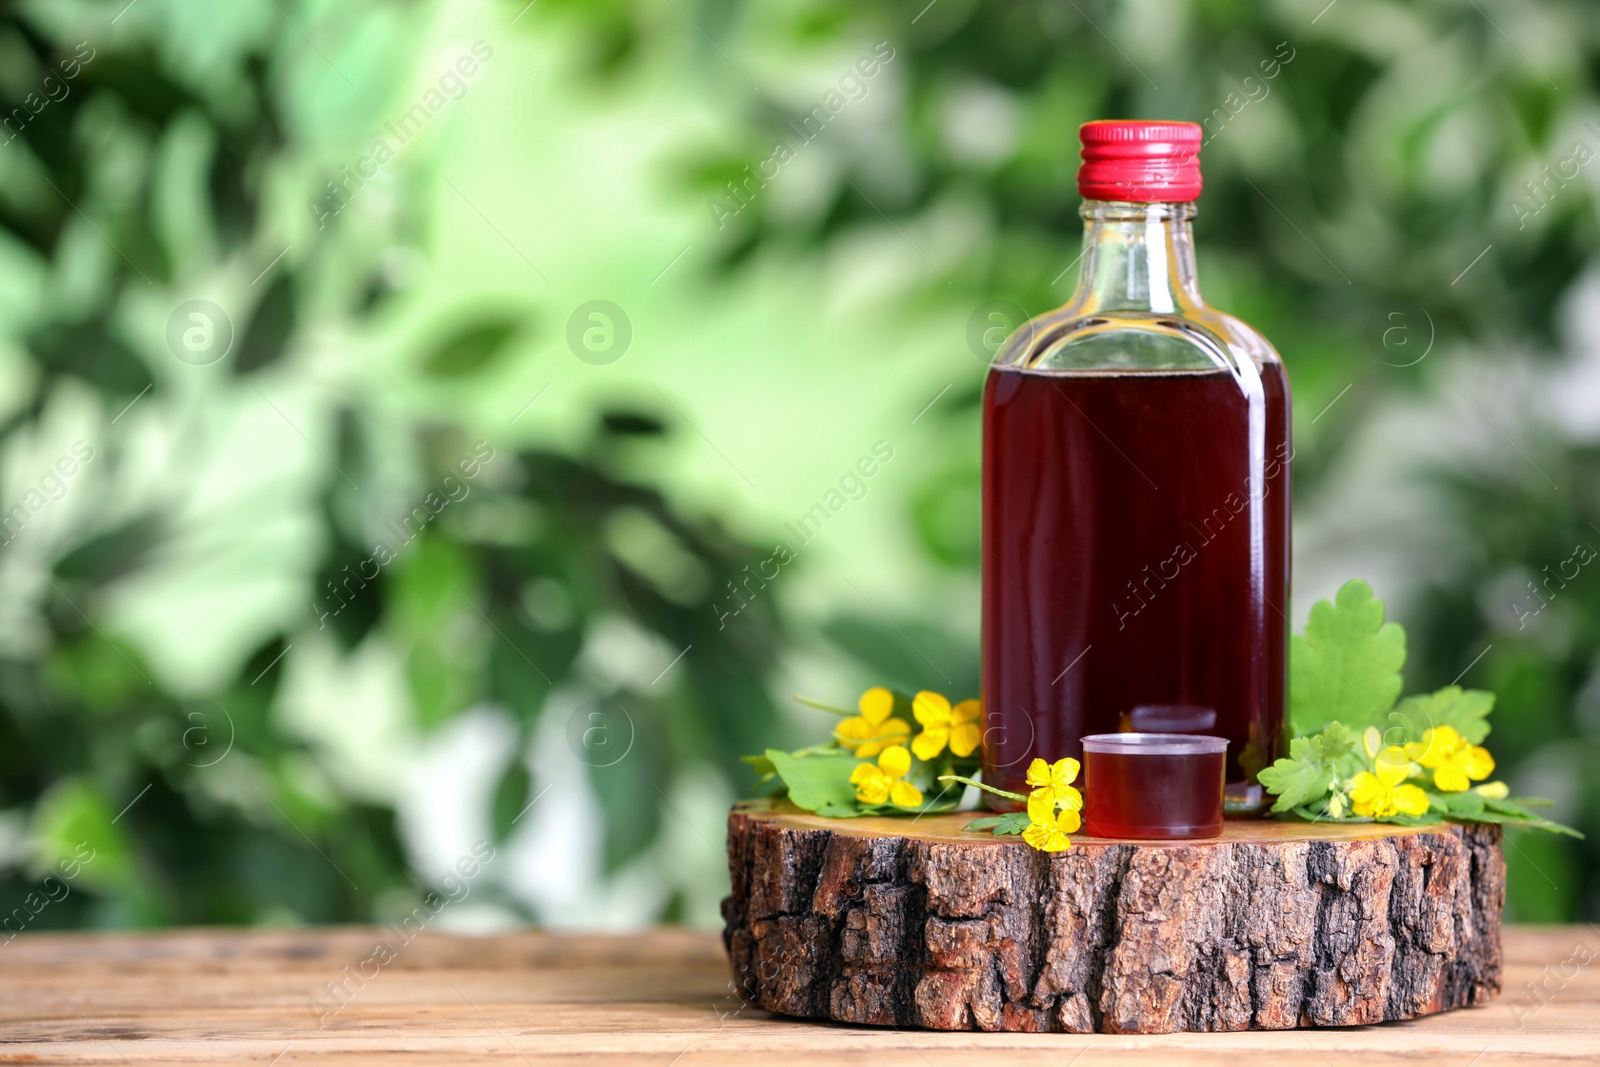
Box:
[910,692,982,760]
[1348,746,1430,818]
[1024,757,1084,812]
[1022,787,1080,852]
[849,744,924,808]
[1473,781,1509,799]
[835,687,911,758]
[1405,725,1494,793]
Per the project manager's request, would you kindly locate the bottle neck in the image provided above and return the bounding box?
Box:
[1069,200,1202,315]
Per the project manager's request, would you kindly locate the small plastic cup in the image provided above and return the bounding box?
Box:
[1081,733,1228,840]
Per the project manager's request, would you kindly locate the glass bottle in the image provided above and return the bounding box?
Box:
[980,121,1291,815]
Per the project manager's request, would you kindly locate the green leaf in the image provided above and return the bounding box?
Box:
[1317,722,1364,779]
[1428,789,1486,815]
[966,811,1030,835]
[490,760,532,843]
[1288,804,1373,824]
[53,515,165,586]
[1447,810,1518,826]
[30,778,136,891]
[1478,797,1585,838]
[1317,721,1359,760]
[421,317,521,378]
[232,272,296,375]
[1435,809,1580,837]
[814,799,866,816]
[27,319,153,396]
[1484,796,1548,820]
[1258,734,1338,812]
[1290,579,1406,734]
[1388,686,1494,745]
[765,749,862,817]
[740,754,777,777]
[1381,811,1445,826]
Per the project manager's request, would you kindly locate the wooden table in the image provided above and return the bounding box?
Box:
[3,926,1596,1064]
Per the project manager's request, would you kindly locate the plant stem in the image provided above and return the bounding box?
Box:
[938,774,1027,803]
[794,695,855,716]
[789,742,843,757]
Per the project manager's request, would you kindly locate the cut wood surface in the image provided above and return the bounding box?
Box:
[2,923,1598,1064]
[723,800,1511,1034]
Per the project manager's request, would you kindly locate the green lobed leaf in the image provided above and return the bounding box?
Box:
[765,749,863,817]
[1446,811,1521,827]
[1526,819,1584,839]
[1381,812,1445,826]
[1484,796,1547,819]
[1387,686,1494,745]
[1290,804,1373,824]
[1438,809,1581,836]
[1480,797,1585,838]
[1429,789,1487,815]
[1318,721,1359,761]
[1318,721,1367,780]
[1258,734,1338,812]
[740,754,777,777]
[1290,580,1406,735]
[966,811,1030,836]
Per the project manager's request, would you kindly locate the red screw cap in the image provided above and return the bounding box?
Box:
[1077,120,1203,203]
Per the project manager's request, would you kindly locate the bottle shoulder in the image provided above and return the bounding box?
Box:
[998,299,1282,378]
[1193,307,1281,366]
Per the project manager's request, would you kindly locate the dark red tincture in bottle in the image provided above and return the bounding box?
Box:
[981,367,1289,796]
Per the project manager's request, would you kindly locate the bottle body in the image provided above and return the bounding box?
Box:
[980,199,1291,813]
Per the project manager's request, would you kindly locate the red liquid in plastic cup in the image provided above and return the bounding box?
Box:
[1081,733,1228,840]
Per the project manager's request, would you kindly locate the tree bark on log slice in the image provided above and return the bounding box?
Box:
[721,800,1504,1034]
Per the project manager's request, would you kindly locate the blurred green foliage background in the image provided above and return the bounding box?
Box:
[0,0,1596,931]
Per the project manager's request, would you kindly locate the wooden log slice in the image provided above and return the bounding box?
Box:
[721,799,1503,1034]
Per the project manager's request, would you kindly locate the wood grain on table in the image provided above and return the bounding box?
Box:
[1,926,1596,1065]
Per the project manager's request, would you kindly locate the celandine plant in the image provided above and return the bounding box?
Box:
[746,688,982,816]
[1257,579,1579,836]
[746,578,1580,849]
